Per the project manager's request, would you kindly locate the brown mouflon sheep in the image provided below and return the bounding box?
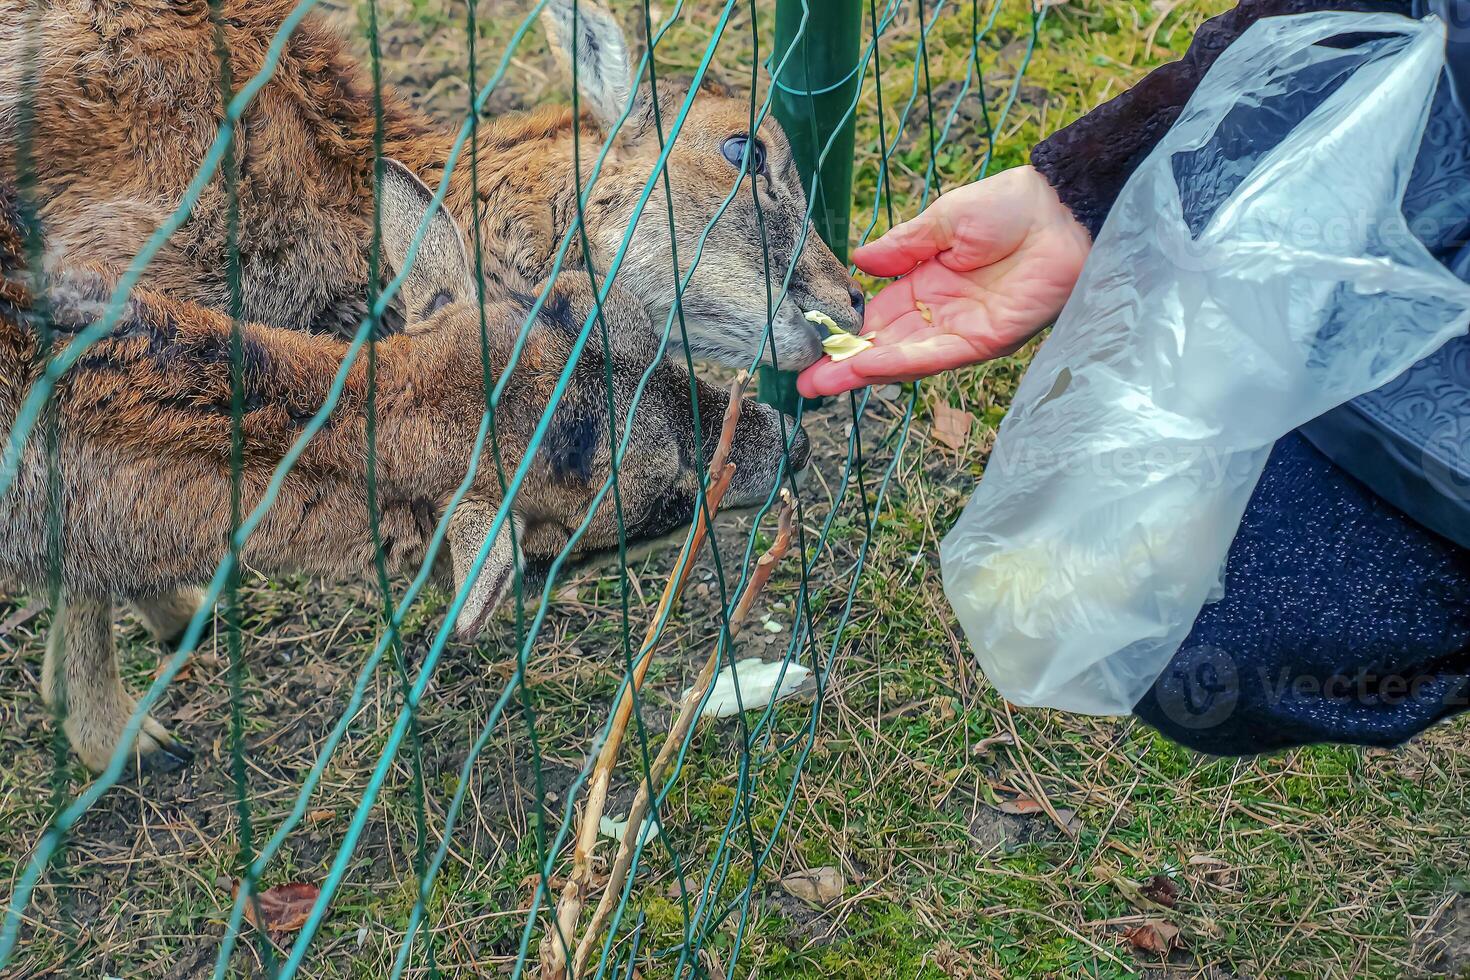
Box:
[0,166,809,773]
[0,0,854,672]
[0,0,865,367]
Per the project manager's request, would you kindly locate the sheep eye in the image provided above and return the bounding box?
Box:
[720,135,767,176]
[422,288,454,318]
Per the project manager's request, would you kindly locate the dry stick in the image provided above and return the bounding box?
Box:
[571,491,797,975]
[540,371,750,979]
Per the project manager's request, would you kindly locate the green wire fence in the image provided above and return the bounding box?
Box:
[0,0,1042,974]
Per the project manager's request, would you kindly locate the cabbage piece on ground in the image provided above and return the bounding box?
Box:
[688,657,810,719]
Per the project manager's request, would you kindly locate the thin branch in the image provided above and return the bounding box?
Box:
[540,371,750,979]
[572,490,796,974]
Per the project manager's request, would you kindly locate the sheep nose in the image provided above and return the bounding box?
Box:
[848,285,866,319]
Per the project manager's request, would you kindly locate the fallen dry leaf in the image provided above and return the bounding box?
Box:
[1051,807,1083,836]
[1140,873,1181,909]
[931,404,974,452]
[1188,854,1237,888]
[236,881,320,935]
[1110,870,1177,912]
[930,939,985,979]
[192,652,224,671]
[996,796,1045,815]
[779,866,844,907]
[996,796,1082,836]
[971,732,1015,757]
[153,659,194,683]
[664,876,698,901]
[1124,919,1181,957]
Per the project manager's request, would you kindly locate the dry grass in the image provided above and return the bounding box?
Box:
[2,1,1468,978]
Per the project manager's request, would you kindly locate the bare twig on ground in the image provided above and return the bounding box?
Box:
[572,490,796,974]
[540,371,749,979]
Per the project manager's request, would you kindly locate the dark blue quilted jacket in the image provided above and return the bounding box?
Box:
[1032,0,1470,548]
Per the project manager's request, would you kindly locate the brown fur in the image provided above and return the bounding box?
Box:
[0,0,862,366]
[0,180,807,771]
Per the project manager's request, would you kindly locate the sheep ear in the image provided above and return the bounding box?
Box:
[446,501,522,640]
[541,0,635,131]
[376,159,474,325]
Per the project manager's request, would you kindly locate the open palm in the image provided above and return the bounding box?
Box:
[798,166,1092,398]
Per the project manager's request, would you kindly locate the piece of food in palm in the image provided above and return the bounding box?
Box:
[806,309,874,362]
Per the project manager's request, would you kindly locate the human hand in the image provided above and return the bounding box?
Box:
[798,165,1092,398]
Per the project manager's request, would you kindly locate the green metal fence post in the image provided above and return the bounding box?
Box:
[760,0,863,414]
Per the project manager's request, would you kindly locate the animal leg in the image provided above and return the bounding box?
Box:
[132,587,209,646]
[41,593,193,774]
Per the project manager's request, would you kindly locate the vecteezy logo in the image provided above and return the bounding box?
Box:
[1152,643,1240,731]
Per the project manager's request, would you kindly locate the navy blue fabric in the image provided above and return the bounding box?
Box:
[1301,61,1470,549]
[1415,0,1470,112]
[1135,433,1470,754]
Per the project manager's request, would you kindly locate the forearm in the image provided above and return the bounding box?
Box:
[1031,0,1412,238]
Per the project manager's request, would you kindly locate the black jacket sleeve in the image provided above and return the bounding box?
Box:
[1030,0,1413,239]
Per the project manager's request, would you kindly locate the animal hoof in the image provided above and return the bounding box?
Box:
[135,716,195,774]
[136,738,195,775]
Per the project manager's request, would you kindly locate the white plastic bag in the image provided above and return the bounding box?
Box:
[941,12,1470,715]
